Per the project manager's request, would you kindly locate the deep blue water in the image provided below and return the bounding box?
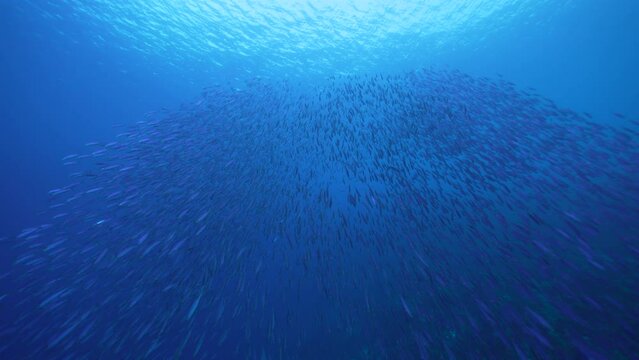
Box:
[1,1,638,359]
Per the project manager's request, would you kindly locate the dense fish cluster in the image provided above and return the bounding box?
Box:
[2,69,638,359]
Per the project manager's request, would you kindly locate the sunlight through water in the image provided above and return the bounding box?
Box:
[25,0,571,78]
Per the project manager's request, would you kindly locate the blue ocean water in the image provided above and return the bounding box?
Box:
[1,1,638,358]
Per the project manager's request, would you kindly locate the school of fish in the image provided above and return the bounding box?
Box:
[1,69,638,359]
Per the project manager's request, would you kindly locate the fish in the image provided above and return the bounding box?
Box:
[3,69,638,359]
